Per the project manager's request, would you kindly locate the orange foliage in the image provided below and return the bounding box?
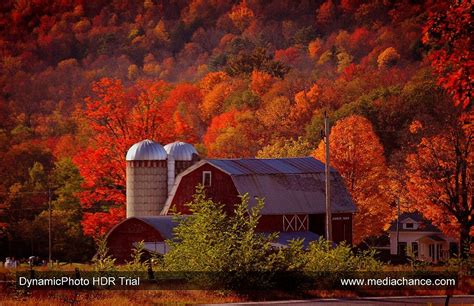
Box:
[228,0,254,30]
[313,115,393,243]
[405,123,473,253]
[199,71,229,93]
[73,78,191,238]
[250,70,275,97]
[203,110,260,158]
[163,83,204,143]
[308,39,322,59]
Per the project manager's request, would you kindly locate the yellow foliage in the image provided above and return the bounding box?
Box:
[377,47,400,68]
[199,71,229,94]
[229,0,254,30]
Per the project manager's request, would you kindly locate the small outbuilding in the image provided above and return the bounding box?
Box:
[106,216,181,262]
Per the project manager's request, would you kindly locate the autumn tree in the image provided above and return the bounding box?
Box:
[313,115,393,244]
[316,0,337,29]
[204,110,262,158]
[225,48,289,78]
[228,0,254,31]
[405,119,472,257]
[377,47,400,68]
[163,83,204,142]
[257,137,313,158]
[250,70,275,97]
[74,78,183,238]
[423,0,472,110]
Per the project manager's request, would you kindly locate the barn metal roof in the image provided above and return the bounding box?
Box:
[207,157,334,175]
[136,216,185,239]
[163,157,356,215]
[126,139,168,161]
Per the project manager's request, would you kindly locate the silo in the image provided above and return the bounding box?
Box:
[126,139,168,217]
[164,141,200,194]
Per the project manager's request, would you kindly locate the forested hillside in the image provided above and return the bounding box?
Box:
[0,0,471,259]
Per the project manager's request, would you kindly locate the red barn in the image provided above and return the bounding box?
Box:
[105,140,357,261]
[163,158,355,243]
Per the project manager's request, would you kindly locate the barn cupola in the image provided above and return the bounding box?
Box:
[126,139,168,218]
[164,141,200,194]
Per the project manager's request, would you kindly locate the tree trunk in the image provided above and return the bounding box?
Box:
[459,224,471,259]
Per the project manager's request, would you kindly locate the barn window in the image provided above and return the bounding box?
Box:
[405,223,414,229]
[202,171,212,187]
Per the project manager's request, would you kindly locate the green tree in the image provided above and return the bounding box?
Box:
[164,186,279,289]
[225,48,290,78]
[257,137,314,158]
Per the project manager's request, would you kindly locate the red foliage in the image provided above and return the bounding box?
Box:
[73,78,191,237]
[423,0,473,110]
[274,47,302,66]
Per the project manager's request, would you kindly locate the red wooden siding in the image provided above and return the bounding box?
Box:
[106,218,164,263]
[168,164,240,214]
[331,213,353,244]
[258,214,309,232]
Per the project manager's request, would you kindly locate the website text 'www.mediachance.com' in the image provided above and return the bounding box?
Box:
[340,276,456,288]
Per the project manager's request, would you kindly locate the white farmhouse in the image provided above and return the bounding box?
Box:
[388,212,458,263]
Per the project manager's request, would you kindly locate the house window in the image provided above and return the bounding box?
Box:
[405,223,414,229]
[449,242,458,257]
[202,171,212,187]
[398,242,407,256]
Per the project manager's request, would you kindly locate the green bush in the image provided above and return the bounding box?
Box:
[92,237,116,272]
[164,186,279,289]
[164,186,384,290]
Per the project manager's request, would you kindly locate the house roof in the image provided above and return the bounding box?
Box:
[419,234,446,242]
[388,212,441,233]
[163,157,356,215]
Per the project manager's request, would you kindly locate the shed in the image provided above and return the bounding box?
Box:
[105,216,182,262]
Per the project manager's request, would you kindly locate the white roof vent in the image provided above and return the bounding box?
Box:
[126,139,167,161]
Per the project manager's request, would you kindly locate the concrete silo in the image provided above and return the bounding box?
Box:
[164,141,200,194]
[126,139,168,217]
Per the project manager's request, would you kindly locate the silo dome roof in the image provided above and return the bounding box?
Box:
[126,139,167,161]
[164,141,198,161]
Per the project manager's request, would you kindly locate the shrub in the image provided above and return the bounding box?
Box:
[164,186,279,289]
[92,237,116,272]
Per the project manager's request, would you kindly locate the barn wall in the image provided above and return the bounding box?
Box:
[309,213,352,244]
[168,164,240,214]
[332,213,353,244]
[258,214,309,232]
[106,218,164,263]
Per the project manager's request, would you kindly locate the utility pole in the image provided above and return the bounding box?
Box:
[48,188,52,266]
[323,111,332,242]
[395,198,400,255]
